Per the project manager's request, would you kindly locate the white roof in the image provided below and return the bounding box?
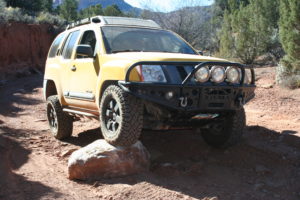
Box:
[97,16,161,28]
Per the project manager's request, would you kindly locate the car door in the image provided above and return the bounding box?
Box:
[59,30,80,105]
[66,30,100,110]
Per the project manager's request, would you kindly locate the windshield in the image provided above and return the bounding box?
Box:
[101,26,196,55]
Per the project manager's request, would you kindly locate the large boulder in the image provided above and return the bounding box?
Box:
[68,140,150,180]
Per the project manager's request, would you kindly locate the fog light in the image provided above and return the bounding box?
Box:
[211,66,226,83]
[195,66,210,82]
[165,91,174,100]
[226,66,240,83]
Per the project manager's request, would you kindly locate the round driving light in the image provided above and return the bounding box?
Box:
[195,66,210,82]
[211,66,226,83]
[226,66,240,83]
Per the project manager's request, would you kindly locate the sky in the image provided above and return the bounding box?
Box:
[124,0,214,12]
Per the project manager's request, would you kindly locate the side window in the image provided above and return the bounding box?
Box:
[48,33,65,58]
[77,30,97,58]
[62,31,80,59]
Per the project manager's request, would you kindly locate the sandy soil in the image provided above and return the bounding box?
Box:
[0,67,299,200]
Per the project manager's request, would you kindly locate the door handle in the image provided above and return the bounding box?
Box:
[71,65,76,71]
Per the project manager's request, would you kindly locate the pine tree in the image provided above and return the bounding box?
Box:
[214,0,250,15]
[79,4,103,19]
[219,10,234,58]
[41,0,53,12]
[60,0,78,22]
[231,3,258,64]
[103,5,123,16]
[279,0,300,72]
[4,0,44,13]
[219,0,279,64]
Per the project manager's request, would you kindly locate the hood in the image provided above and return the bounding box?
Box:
[104,52,228,64]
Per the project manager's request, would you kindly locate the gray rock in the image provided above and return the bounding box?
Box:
[68,140,150,180]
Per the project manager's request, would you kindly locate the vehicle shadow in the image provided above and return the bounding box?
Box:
[0,74,43,117]
[0,129,63,199]
[64,127,102,147]
[80,125,300,200]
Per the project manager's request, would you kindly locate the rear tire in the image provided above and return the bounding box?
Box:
[100,85,143,147]
[46,95,73,139]
[201,108,246,148]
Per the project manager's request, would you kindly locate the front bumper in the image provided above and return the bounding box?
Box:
[119,82,255,112]
[119,61,256,112]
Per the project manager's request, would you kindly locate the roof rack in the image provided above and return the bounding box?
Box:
[66,16,161,30]
[66,17,101,30]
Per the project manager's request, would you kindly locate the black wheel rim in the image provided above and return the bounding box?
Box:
[47,104,58,131]
[104,99,121,133]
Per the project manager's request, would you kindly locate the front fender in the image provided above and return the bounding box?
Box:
[95,60,132,108]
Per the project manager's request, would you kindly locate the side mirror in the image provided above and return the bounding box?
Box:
[76,45,94,58]
[198,51,204,56]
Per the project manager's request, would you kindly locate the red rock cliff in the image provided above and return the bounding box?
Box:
[0,23,56,78]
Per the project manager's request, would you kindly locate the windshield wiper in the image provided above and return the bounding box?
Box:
[111,49,143,53]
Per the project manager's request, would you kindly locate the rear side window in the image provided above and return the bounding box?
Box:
[48,33,65,58]
[62,31,80,59]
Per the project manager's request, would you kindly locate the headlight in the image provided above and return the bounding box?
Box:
[226,66,240,83]
[136,65,167,83]
[195,66,210,82]
[210,66,225,83]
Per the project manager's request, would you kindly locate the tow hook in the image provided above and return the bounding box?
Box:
[179,96,188,107]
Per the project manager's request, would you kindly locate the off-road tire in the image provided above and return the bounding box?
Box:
[201,107,246,148]
[100,85,143,147]
[46,95,73,139]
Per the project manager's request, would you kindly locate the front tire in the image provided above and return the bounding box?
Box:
[99,85,143,147]
[46,95,73,139]
[201,108,246,148]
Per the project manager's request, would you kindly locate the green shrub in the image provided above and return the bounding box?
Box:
[37,12,65,26]
[277,57,300,89]
[0,0,5,10]
[0,7,35,23]
[280,74,300,89]
[0,6,65,27]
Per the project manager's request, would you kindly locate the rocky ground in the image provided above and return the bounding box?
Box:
[0,67,299,200]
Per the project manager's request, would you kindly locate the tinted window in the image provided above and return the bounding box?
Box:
[101,26,196,55]
[48,33,65,58]
[62,31,80,59]
[77,30,97,58]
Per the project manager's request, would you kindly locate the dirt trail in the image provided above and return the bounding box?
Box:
[0,67,299,200]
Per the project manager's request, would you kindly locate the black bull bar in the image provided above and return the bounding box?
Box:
[118,61,256,112]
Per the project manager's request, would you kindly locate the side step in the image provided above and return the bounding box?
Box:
[63,108,99,120]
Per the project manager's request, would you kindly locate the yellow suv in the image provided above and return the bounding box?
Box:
[44,16,256,148]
